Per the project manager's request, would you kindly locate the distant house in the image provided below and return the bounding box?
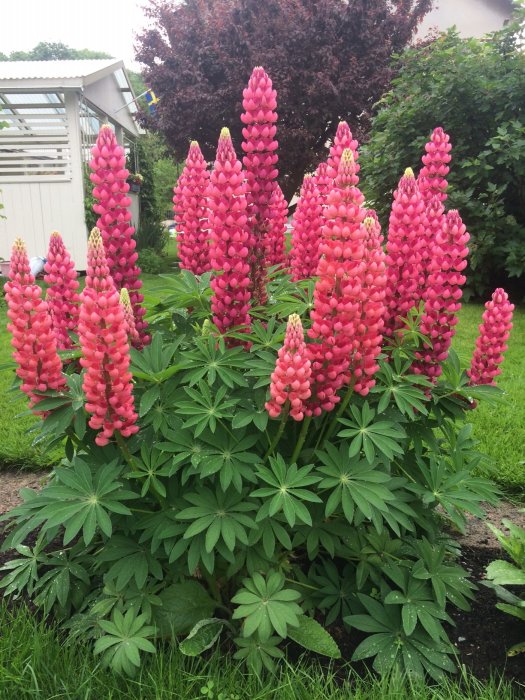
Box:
[419,0,514,38]
[0,59,139,268]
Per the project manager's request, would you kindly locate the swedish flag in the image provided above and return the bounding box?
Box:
[145,89,159,114]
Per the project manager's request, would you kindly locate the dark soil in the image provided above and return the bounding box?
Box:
[0,473,524,685]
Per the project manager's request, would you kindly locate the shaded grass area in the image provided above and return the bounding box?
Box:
[0,602,521,700]
[0,282,523,493]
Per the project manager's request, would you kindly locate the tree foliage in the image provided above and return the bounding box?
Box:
[1,42,113,61]
[360,12,525,299]
[135,0,431,199]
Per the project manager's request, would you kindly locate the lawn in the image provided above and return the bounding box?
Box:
[0,283,523,493]
[0,602,519,700]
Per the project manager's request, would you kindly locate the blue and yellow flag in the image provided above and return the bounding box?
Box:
[145,89,159,114]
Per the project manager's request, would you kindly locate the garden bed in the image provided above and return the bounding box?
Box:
[1,473,523,685]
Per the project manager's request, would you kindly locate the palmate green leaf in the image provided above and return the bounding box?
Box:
[94,608,156,676]
[316,443,394,526]
[33,549,90,612]
[131,332,183,383]
[199,428,260,491]
[414,455,496,532]
[176,382,238,436]
[372,361,430,417]
[0,543,48,597]
[229,317,286,352]
[177,487,257,553]
[252,455,321,527]
[311,560,355,626]
[178,335,247,388]
[233,635,283,678]
[346,595,456,682]
[245,351,278,388]
[98,535,164,590]
[232,570,302,641]
[337,401,406,464]
[26,458,136,546]
[412,538,475,611]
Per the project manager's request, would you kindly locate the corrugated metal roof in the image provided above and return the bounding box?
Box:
[0,59,120,81]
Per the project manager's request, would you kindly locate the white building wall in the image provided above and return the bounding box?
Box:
[0,179,87,266]
[419,0,513,38]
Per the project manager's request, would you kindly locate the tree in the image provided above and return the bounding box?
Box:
[3,42,112,61]
[360,11,525,299]
[135,0,432,200]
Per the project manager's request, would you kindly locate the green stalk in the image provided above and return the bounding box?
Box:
[290,416,312,464]
[320,380,355,449]
[264,405,289,460]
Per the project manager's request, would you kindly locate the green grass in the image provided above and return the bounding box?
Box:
[0,602,520,700]
[0,280,523,492]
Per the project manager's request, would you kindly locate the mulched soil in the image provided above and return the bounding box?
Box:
[0,471,524,685]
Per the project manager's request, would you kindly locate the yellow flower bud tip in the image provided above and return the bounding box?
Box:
[190,140,199,147]
[119,287,132,308]
[341,148,354,164]
[404,167,415,178]
[288,313,302,329]
[220,127,231,139]
[88,227,104,249]
[13,237,27,254]
[100,123,112,131]
[363,217,375,229]
[50,230,61,238]
[304,173,313,180]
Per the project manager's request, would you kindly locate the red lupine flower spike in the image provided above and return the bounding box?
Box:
[266,313,312,422]
[290,174,324,281]
[241,66,279,305]
[414,210,470,381]
[173,141,211,275]
[89,125,148,346]
[384,167,426,336]
[44,231,80,350]
[418,127,452,204]
[312,161,331,203]
[4,238,65,411]
[78,228,138,446]
[351,214,387,396]
[306,149,367,415]
[468,288,514,386]
[326,121,360,184]
[208,128,252,344]
[265,183,288,269]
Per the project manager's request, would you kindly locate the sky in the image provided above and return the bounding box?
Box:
[1,0,151,70]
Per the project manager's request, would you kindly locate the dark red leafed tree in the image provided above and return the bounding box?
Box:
[136,0,432,201]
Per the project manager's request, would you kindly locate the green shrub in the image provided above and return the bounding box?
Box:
[138,248,165,275]
[135,220,168,255]
[0,270,503,681]
[361,11,525,299]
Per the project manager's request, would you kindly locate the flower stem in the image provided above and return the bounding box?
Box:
[320,380,355,449]
[264,405,289,460]
[290,416,312,464]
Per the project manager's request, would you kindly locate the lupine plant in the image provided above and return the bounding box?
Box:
[89,124,148,346]
[0,68,515,683]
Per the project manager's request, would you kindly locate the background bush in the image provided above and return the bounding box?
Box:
[361,13,525,300]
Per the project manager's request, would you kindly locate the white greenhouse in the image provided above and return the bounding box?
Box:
[0,59,140,269]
